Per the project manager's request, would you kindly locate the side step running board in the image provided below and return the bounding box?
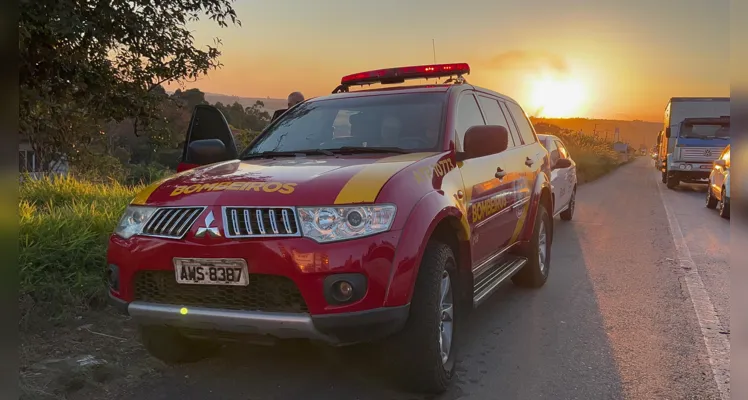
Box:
[472,256,528,307]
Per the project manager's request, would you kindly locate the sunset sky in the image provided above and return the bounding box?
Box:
[166,0,729,122]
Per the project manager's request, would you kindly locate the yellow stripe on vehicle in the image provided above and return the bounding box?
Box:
[334,152,438,204]
[509,200,531,243]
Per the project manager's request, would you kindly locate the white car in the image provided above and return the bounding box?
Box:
[538,134,578,221]
[706,144,730,219]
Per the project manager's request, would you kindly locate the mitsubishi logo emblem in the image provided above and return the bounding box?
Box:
[195,211,221,238]
[704,149,712,157]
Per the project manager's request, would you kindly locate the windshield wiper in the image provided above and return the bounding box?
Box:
[242,149,335,159]
[331,146,409,154]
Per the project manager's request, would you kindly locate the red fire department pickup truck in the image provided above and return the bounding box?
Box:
[107,63,555,393]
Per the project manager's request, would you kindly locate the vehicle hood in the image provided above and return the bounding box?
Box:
[132,152,439,207]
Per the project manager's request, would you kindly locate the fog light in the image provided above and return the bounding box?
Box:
[679,164,687,170]
[333,281,354,302]
[686,164,693,170]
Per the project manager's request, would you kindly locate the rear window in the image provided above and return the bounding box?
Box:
[244,93,446,155]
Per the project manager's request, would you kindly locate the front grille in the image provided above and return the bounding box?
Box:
[679,147,724,162]
[141,207,205,239]
[223,207,300,238]
[133,271,309,313]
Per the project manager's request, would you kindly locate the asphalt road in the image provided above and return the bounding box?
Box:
[118,157,730,400]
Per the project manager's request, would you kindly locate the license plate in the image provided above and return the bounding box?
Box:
[173,258,249,286]
[700,165,712,169]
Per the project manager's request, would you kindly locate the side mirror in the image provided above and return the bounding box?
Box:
[459,125,509,160]
[714,159,726,168]
[553,158,573,170]
[665,127,671,138]
[187,139,231,166]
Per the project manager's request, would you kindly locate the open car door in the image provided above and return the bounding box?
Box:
[177,105,239,172]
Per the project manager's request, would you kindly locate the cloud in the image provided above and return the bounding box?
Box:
[484,50,568,74]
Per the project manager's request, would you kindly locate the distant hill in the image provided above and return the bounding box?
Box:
[531,117,661,150]
[203,93,287,113]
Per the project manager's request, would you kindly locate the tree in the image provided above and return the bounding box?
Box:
[19,0,240,169]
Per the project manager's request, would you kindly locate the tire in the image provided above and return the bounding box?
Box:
[512,204,552,288]
[383,241,458,394]
[139,325,218,364]
[666,173,679,189]
[560,187,576,221]
[718,191,730,219]
[705,185,718,209]
[661,170,667,183]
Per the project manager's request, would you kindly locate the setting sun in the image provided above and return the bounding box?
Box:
[529,75,587,118]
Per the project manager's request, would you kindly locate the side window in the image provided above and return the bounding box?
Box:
[505,101,537,145]
[499,102,523,146]
[547,140,560,165]
[477,95,515,147]
[555,140,569,159]
[455,94,486,149]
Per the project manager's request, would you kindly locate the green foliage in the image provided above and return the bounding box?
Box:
[19,177,140,323]
[19,0,240,168]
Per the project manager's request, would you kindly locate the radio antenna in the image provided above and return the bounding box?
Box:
[432,39,436,63]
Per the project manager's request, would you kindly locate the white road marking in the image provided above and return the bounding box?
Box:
[655,176,730,400]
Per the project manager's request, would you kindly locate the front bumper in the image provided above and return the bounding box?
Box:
[108,292,409,345]
[667,162,712,180]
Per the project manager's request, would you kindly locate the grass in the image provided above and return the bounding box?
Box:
[19,175,141,327]
[555,132,625,184]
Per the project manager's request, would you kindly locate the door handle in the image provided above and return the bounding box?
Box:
[495,167,507,179]
[525,157,534,167]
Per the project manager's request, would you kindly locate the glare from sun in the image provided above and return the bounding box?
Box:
[529,76,586,118]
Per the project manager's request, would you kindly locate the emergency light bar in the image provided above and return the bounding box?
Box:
[340,63,470,86]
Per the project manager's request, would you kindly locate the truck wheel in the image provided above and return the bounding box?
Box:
[384,241,458,394]
[666,174,679,189]
[661,170,667,183]
[705,186,718,209]
[512,204,551,288]
[560,187,576,221]
[139,325,218,364]
[719,191,730,219]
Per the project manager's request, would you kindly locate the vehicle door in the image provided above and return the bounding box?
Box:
[501,100,546,242]
[544,139,565,215]
[454,93,508,266]
[553,139,576,213]
[473,94,524,251]
[177,105,239,172]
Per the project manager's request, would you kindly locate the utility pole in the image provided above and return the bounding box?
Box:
[432,39,436,63]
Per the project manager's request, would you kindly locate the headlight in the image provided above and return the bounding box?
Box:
[114,206,158,239]
[297,205,397,243]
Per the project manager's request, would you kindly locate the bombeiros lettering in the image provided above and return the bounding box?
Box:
[414,159,455,183]
[471,194,509,223]
[170,181,297,196]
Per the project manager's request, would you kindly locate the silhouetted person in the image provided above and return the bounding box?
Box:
[271,92,305,121]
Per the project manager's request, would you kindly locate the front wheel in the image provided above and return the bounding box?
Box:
[718,191,730,219]
[706,185,718,209]
[383,241,459,394]
[512,204,552,288]
[661,170,667,183]
[666,173,679,189]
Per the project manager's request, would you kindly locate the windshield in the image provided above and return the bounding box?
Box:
[242,93,446,157]
[679,123,730,139]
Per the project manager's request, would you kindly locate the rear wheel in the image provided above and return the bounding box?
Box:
[139,325,218,364]
[705,185,718,209]
[384,241,458,394]
[560,187,576,221]
[512,204,552,288]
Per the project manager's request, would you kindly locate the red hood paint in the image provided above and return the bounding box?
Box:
[134,153,440,207]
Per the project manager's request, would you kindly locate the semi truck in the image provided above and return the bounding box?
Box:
[656,97,730,189]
